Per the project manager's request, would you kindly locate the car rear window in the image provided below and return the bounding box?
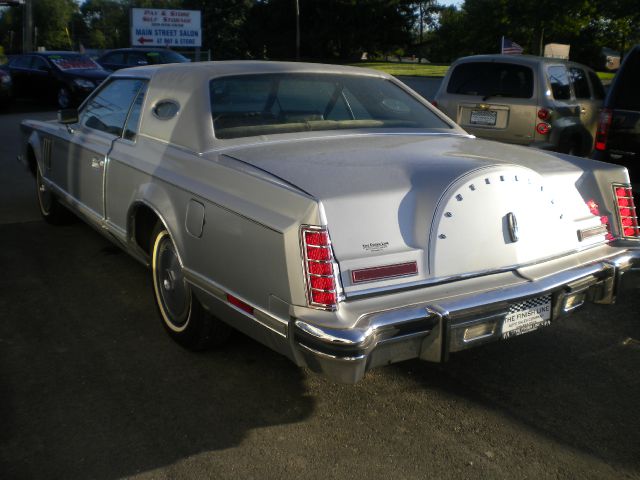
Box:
[610,48,640,110]
[569,67,590,99]
[588,70,605,100]
[446,62,534,98]
[210,73,451,139]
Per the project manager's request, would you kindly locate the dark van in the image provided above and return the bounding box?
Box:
[593,45,640,186]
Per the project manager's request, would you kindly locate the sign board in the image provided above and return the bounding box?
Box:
[131,8,201,47]
[544,43,570,60]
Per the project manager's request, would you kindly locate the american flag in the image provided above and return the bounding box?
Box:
[501,36,524,55]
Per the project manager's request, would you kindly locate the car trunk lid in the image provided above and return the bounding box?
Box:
[221,134,607,296]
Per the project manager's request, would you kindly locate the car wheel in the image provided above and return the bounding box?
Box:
[57,87,71,109]
[36,167,71,224]
[151,224,231,350]
[560,134,584,157]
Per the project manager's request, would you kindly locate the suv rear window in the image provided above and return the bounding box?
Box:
[446,62,534,98]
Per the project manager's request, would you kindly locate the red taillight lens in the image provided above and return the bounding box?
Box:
[311,290,337,305]
[308,261,333,275]
[613,185,639,238]
[431,100,438,108]
[536,122,551,135]
[301,226,341,309]
[305,231,329,246]
[537,108,551,120]
[586,199,600,216]
[595,108,612,151]
[306,246,332,261]
[310,276,335,290]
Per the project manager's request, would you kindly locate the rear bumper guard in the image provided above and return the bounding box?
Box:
[293,245,640,383]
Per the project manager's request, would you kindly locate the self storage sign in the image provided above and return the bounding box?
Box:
[131,8,202,47]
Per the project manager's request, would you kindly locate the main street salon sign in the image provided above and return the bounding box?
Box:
[131,8,202,47]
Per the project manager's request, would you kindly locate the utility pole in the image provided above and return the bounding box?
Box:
[0,1,29,52]
[23,0,33,53]
[295,0,300,60]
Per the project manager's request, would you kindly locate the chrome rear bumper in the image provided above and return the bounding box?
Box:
[293,244,640,383]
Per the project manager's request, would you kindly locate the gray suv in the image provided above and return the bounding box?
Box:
[434,55,605,156]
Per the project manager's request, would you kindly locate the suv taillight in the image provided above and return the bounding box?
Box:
[613,185,639,238]
[301,226,341,310]
[537,108,551,120]
[595,108,613,151]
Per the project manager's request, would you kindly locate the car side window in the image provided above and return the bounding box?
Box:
[79,79,147,137]
[127,53,148,66]
[31,57,49,71]
[11,56,32,68]
[587,71,605,100]
[547,66,571,100]
[104,52,125,64]
[123,83,148,141]
[569,67,590,99]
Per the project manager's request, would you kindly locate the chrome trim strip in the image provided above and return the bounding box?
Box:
[297,342,366,362]
[183,267,289,337]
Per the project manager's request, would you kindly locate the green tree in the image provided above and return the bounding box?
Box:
[245,0,414,60]
[80,0,129,49]
[33,0,79,49]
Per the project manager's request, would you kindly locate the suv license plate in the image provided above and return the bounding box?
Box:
[470,110,497,126]
[502,295,551,339]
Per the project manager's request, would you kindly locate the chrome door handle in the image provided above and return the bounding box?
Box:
[91,158,105,169]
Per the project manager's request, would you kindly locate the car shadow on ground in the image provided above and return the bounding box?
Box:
[0,221,314,480]
[394,299,640,469]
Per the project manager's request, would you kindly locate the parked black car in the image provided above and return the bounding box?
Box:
[7,51,109,108]
[593,45,640,185]
[96,48,190,72]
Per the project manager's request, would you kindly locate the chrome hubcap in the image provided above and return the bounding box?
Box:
[155,235,189,328]
[37,171,52,214]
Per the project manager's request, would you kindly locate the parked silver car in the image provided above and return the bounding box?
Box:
[434,55,606,156]
[19,61,640,383]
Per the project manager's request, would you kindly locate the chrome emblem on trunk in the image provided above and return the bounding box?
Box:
[507,212,519,242]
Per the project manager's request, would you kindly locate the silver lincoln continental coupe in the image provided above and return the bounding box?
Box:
[19,61,640,383]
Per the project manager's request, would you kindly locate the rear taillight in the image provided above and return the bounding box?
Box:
[536,122,551,135]
[595,108,613,151]
[585,199,614,241]
[613,185,639,238]
[301,226,341,310]
[537,108,551,121]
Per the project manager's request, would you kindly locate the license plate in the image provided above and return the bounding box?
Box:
[470,109,497,126]
[502,295,551,339]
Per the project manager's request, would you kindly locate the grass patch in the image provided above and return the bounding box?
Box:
[352,62,449,77]
[596,71,615,82]
[353,62,616,83]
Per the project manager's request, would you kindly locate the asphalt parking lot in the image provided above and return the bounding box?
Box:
[1,104,639,480]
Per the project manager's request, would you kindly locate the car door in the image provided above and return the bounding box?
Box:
[9,55,33,97]
[51,78,147,222]
[569,66,600,138]
[29,56,56,101]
